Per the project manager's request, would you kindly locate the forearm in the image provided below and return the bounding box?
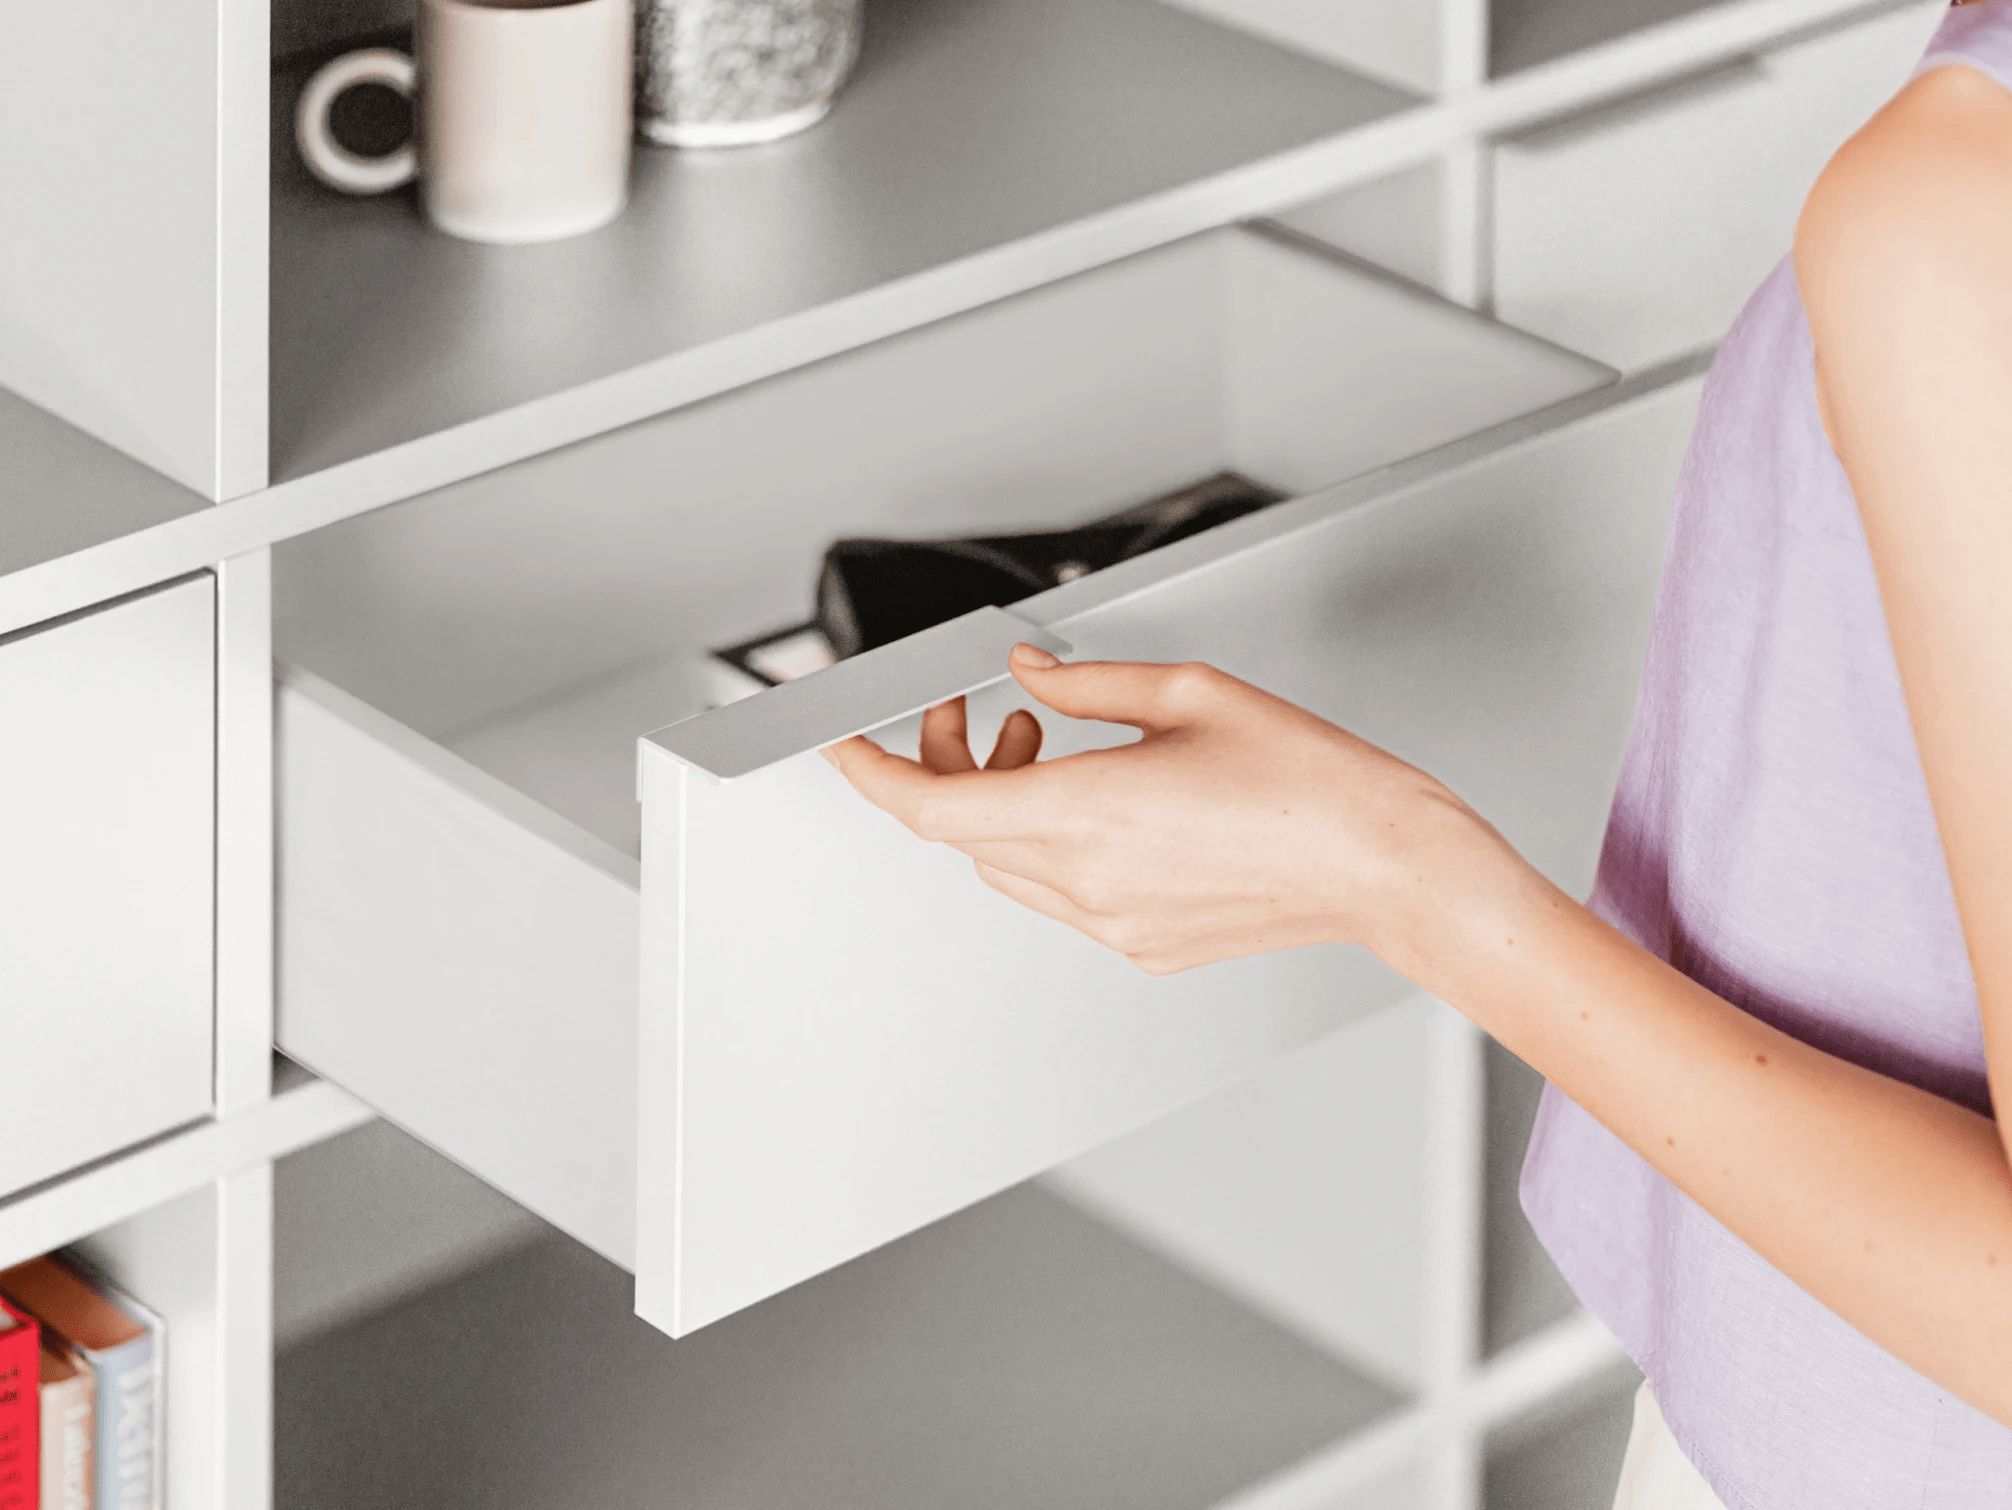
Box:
[1406,849,2012,1424]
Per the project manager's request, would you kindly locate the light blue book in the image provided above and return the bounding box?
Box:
[82,1277,160,1510]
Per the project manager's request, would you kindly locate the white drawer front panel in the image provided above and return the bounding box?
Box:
[0,577,215,1195]
[636,372,1702,1336]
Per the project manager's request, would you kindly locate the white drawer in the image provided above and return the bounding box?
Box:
[274,224,1647,1336]
[1492,2,1944,370]
[0,576,216,1196]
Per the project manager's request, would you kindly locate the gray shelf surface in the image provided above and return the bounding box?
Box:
[0,385,209,589]
[1491,0,1731,76]
[277,1183,1401,1510]
[268,0,1415,482]
[1485,1366,1643,1510]
[1483,1039,1581,1358]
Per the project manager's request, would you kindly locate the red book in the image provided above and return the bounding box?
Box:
[0,1297,40,1510]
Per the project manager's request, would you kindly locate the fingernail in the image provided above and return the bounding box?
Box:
[1012,643,1060,670]
[818,745,840,767]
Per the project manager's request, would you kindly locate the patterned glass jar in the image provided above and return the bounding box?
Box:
[635,0,863,147]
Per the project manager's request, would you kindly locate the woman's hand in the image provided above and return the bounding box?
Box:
[823,642,1531,978]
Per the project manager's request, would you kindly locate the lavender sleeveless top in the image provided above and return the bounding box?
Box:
[1518,6,2012,1506]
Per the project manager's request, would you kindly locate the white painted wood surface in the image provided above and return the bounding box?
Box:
[275,671,641,1267]
[1493,1,1943,369]
[216,550,275,1116]
[0,0,265,497]
[0,578,216,1198]
[213,1166,275,1510]
[0,1077,372,1275]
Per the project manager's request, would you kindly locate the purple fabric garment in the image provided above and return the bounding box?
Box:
[1518,5,2012,1505]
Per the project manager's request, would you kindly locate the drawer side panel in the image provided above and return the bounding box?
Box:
[276,676,642,1266]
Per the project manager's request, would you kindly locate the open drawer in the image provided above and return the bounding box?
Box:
[274,223,1677,1337]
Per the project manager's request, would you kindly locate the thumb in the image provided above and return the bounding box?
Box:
[1007,645,1205,733]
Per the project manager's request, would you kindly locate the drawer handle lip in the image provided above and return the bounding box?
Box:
[646,606,1071,782]
[647,348,1710,785]
[1494,53,1770,153]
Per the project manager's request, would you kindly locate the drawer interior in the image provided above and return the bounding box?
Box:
[277,225,1609,857]
[275,223,1614,1325]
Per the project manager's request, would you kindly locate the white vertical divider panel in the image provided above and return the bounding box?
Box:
[216,549,274,1115]
[1437,0,1492,310]
[214,1167,274,1510]
[74,1168,273,1510]
[1418,1003,1485,1510]
[217,0,271,501]
[0,0,267,498]
[1252,0,1485,305]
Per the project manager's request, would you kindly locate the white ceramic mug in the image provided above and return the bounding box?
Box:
[296,0,632,245]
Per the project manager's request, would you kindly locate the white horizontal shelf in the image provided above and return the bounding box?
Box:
[0,385,208,587]
[0,0,1911,641]
[0,1068,372,1271]
[276,1186,1403,1510]
[267,0,1414,482]
[1493,0,1730,76]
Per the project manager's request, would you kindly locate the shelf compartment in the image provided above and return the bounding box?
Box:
[1047,993,1437,1391]
[267,0,1417,483]
[276,1188,1402,1510]
[68,1174,273,1510]
[273,222,1634,1337]
[1491,0,1733,77]
[1483,1039,1581,1359]
[1491,1,1943,368]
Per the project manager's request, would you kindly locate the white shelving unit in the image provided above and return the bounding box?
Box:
[0,0,1946,1506]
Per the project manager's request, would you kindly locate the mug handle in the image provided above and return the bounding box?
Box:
[296,48,418,195]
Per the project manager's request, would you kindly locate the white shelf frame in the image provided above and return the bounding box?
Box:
[0,1079,371,1279]
[0,0,1934,1505]
[0,0,1925,647]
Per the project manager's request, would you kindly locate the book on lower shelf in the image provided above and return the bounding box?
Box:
[37,1342,90,1510]
[0,1298,40,1510]
[0,1259,161,1510]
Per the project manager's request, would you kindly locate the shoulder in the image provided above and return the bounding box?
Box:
[1795,62,2012,344]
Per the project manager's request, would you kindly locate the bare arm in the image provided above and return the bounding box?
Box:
[826,63,2012,1424]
